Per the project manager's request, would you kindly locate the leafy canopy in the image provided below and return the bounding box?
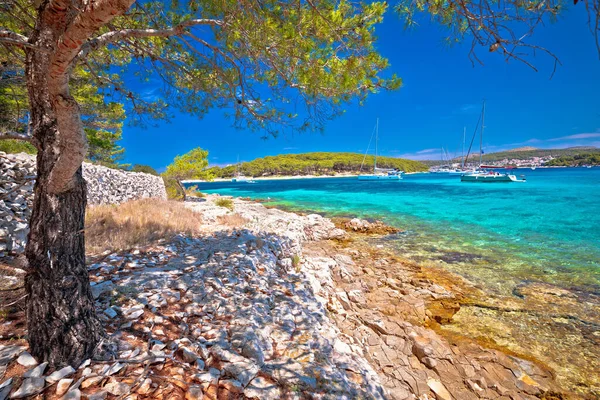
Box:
[0,52,127,166]
[131,164,160,176]
[44,0,400,134]
[207,152,428,178]
[164,147,212,181]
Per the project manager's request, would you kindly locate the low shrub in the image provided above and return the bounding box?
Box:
[292,254,301,272]
[215,198,234,211]
[0,139,37,155]
[163,176,183,200]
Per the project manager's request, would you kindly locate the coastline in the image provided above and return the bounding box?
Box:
[183,171,425,184]
[182,167,589,185]
[205,193,598,398]
[0,193,589,398]
[188,195,577,397]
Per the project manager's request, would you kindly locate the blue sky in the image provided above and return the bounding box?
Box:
[119,5,600,169]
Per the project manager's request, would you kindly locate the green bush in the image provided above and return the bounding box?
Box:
[215,198,234,211]
[0,139,37,155]
[131,164,159,175]
[185,185,206,198]
[163,176,184,201]
[292,254,301,272]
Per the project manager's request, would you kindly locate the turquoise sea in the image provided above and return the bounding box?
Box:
[195,168,600,295]
[195,167,600,394]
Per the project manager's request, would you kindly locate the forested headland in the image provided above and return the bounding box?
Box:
[544,152,600,166]
[205,152,428,178]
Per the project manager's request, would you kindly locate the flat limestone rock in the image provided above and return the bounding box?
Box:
[0,378,13,400]
[244,376,281,400]
[0,346,25,365]
[45,366,75,384]
[56,378,73,396]
[23,362,48,378]
[104,381,131,396]
[185,386,204,400]
[427,378,453,400]
[10,377,45,399]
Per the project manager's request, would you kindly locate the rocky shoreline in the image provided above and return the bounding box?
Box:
[0,195,572,399]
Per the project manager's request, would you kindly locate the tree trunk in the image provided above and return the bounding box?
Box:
[24,15,103,368]
[25,160,103,368]
[176,179,187,201]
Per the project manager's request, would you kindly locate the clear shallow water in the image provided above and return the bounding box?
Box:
[194,168,600,294]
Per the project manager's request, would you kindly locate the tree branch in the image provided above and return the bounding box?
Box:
[45,0,136,194]
[78,18,225,59]
[0,29,33,48]
[0,132,33,143]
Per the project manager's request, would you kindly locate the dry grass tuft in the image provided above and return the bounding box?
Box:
[214,197,234,211]
[216,213,249,228]
[86,198,205,254]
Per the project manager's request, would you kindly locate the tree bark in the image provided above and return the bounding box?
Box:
[176,179,187,201]
[25,160,103,368]
[23,6,103,368]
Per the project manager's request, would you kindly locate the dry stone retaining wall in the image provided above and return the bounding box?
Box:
[0,152,166,254]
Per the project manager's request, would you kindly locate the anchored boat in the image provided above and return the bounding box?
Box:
[461,170,525,182]
[231,156,256,183]
[461,101,525,183]
[358,119,403,181]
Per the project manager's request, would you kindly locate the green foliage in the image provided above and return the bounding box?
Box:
[0,64,27,135]
[163,147,214,200]
[131,164,159,175]
[478,147,600,163]
[0,51,127,166]
[292,254,301,272]
[163,176,184,200]
[215,198,234,211]
[85,127,126,168]
[545,152,600,166]
[163,147,213,181]
[209,152,427,178]
[75,68,127,167]
[0,139,36,155]
[185,185,205,197]
[47,0,400,134]
[429,147,600,166]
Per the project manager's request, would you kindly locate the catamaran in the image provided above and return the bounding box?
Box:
[358,119,402,180]
[461,101,525,183]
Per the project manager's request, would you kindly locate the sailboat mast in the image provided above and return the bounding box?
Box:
[479,100,485,167]
[462,127,466,169]
[374,118,378,172]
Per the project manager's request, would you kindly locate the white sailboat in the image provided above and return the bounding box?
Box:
[430,128,476,174]
[358,119,402,181]
[231,156,255,183]
[461,101,525,183]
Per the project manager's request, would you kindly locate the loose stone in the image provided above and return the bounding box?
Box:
[10,377,44,399]
[16,352,37,368]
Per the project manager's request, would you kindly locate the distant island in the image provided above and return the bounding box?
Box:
[206,152,428,178]
[426,146,600,168]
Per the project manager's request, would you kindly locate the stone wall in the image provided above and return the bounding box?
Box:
[0,152,166,254]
